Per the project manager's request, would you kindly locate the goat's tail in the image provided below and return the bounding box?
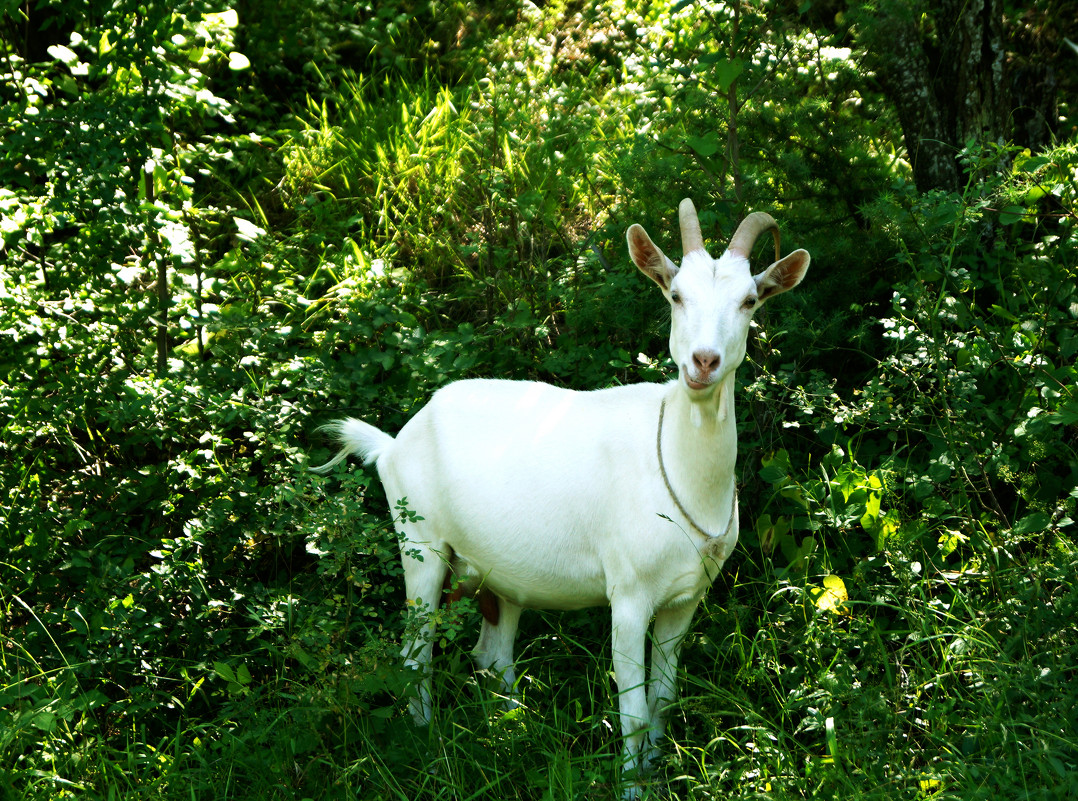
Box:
[310,417,394,474]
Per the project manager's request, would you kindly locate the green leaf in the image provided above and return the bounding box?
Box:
[999,205,1031,225]
[1016,155,1050,173]
[759,463,787,483]
[687,132,721,158]
[989,304,1019,322]
[517,189,543,220]
[1022,185,1047,203]
[1013,512,1051,536]
[290,646,315,669]
[712,57,744,91]
[1047,400,1078,426]
[32,710,57,733]
[781,534,815,571]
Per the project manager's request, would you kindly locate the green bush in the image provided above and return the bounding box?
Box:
[3,1,1077,799]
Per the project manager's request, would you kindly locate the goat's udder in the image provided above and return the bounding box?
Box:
[477,588,500,625]
[442,573,501,626]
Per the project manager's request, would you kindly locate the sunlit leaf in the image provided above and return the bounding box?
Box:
[234,217,266,242]
[938,529,968,556]
[228,51,251,71]
[47,44,79,65]
[1015,155,1050,173]
[205,8,240,28]
[810,574,848,614]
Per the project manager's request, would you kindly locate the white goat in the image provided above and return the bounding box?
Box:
[314,199,809,794]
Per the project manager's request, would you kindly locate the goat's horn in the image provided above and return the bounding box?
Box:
[678,198,705,255]
[728,211,781,263]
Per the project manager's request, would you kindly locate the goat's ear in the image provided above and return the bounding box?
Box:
[627,224,678,290]
[755,248,810,302]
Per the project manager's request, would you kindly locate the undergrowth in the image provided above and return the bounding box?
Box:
[2,1,1077,799]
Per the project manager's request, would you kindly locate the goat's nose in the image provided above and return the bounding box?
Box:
[692,350,720,377]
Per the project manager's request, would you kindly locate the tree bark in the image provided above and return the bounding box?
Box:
[864,0,1008,193]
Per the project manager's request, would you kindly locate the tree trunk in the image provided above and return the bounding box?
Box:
[864,0,1008,193]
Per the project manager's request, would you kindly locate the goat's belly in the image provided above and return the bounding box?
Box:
[498,581,609,611]
[452,550,608,611]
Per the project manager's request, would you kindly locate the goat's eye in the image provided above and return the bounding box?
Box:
[670,290,682,304]
[742,297,757,310]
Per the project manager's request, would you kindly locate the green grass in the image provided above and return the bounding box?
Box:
[6,539,1076,800]
[4,3,1078,801]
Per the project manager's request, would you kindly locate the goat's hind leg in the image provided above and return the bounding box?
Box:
[472,591,523,710]
[399,538,451,725]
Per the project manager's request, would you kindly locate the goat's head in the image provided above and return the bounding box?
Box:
[627,199,810,401]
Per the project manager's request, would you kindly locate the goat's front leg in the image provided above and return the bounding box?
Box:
[610,598,652,796]
[645,601,700,766]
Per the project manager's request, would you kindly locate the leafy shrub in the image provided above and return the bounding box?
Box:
[3,1,1077,799]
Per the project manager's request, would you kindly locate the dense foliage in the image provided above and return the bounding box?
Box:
[2,1,1076,799]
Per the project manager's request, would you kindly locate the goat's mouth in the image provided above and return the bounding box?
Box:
[682,368,715,392]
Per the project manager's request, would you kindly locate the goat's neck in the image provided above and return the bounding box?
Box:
[660,372,739,534]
